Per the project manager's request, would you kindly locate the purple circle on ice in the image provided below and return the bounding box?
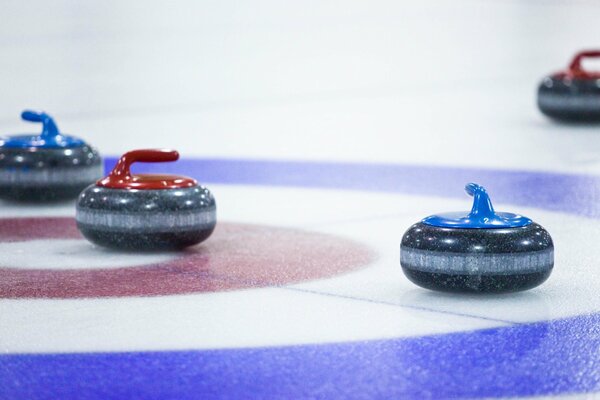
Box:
[1,157,599,399]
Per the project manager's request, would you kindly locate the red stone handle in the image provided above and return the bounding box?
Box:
[109,149,179,179]
[569,50,600,75]
[97,148,196,189]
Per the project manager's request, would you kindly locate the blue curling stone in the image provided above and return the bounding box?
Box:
[400,183,554,293]
[0,110,103,201]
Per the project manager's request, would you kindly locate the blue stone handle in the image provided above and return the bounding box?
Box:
[421,182,532,228]
[21,110,59,139]
[465,183,495,221]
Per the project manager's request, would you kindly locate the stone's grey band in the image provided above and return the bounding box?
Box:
[76,208,216,232]
[76,184,217,242]
[0,163,103,185]
[77,186,215,213]
[0,145,101,169]
[538,93,600,112]
[400,247,553,275]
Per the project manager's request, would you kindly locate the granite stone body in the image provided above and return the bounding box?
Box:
[538,76,600,122]
[400,222,554,293]
[76,185,216,250]
[0,145,103,201]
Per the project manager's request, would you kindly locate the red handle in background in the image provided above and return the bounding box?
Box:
[568,50,600,77]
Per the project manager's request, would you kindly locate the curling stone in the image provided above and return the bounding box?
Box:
[400,183,553,293]
[76,149,216,250]
[0,110,102,201]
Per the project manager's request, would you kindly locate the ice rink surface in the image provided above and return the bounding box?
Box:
[1,0,600,398]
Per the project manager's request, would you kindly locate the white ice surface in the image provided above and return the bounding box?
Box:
[1,185,599,353]
[0,239,177,270]
[1,1,600,398]
[0,1,599,174]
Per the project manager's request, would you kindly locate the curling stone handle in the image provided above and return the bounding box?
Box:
[465,183,496,220]
[569,50,600,75]
[108,149,179,179]
[21,110,59,139]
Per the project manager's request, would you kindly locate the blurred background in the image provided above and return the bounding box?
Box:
[1,0,599,171]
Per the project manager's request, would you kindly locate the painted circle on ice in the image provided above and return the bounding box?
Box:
[0,239,177,270]
[3,158,600,399]
[0,217,373,299]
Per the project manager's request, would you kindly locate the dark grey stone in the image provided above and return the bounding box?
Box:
[0,145,103,201]
[76,185,216,250]
[400,222,554,293]
[537,76,600,122]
